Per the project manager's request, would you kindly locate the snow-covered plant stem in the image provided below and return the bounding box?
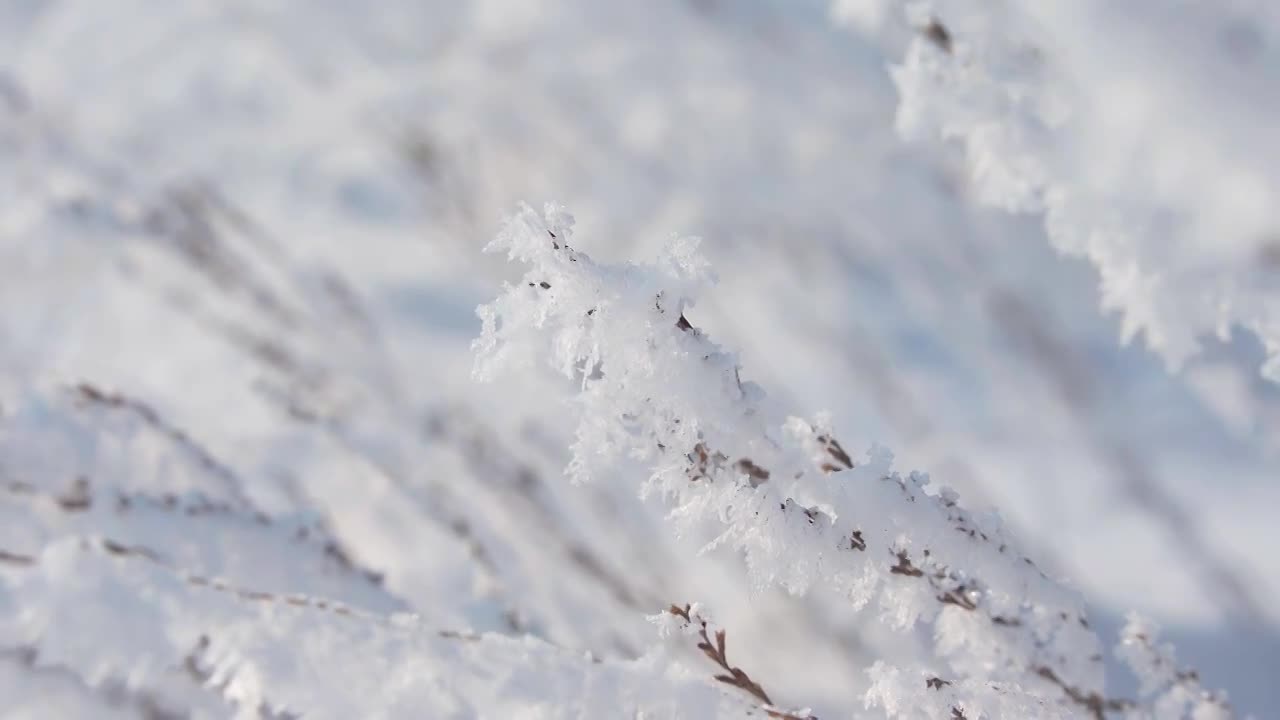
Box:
[877,2,1280,381]
[473,203,1231,719]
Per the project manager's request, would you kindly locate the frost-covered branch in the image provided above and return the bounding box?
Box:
[474,203,1233,719]
[0,537,742,718]
[1116,614,1233,720]
[0,384,397,611]
[869,1,1280,381]
[2,379,777,717]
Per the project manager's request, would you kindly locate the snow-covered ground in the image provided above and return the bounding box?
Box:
[1,1,1277,717]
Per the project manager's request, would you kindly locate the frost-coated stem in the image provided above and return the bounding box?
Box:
[474,203,1232,719]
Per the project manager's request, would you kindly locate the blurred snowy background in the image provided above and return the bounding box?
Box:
[1,0,1277,717]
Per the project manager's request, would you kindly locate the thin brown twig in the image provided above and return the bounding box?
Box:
[666,604,816,720]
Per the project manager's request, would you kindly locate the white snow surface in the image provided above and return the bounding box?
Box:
[0,0,1277,717]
